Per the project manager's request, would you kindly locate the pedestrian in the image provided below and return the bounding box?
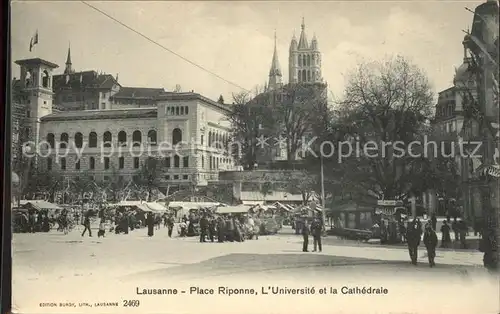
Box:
[423,223,437,267]
[311,218,322,252]
[217,217,225,243]
[167,215,175,238]
[459,220,467,249]
[208,216,216,242]
[98,218,106,238]
[440,220,451,248]
[225,215,235,242]
[452,217,459,242]
[431,213,437,231]
[146,212,154,237]
[42,213,50,232]
[199,214,209,243]
[81,212,92,237]
[406,221,419,265]
[179,220,187,237]
[302,220,310,252]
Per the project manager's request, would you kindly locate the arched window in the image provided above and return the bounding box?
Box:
[89,132,98,148]
[103,131,112,147]
[172,128,182,145]
[298,55,302,67]
[307,70,311,82]
[175,107,180,115]
[210,156,213,169]
[303,55,306,66]
[118,131,127,146]
[147,130,157,145]
[60,133,68,148]
[174,155,180,168]
[42,70,50,88]
[180,107,185,115]
[307,55,311,66]
[75,132,83,148]
[132,130,142,147]
[47,133,55,149]
[185,106,189,114]
[208,132,212,146]
[89,157,95,170]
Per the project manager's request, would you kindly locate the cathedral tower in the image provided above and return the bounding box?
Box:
[288,18,322,84]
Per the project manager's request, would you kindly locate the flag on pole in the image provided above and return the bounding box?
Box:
[29,30,39,52]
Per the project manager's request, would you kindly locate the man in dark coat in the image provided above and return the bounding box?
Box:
[167,215,175,238]
[208,216,216,242]
[199,215,209,242]
[225,215,235,242]
[440,220,451,248]
[406,221,420,265]
[311,218,322,252]
[423,223,438,267]
[217,217,226,243]
[146,212,154,237]
[431,213,437,231]
[81,212,92,237]
[302,221,310,252]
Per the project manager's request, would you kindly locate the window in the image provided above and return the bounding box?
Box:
[89,132,98,148]
[165,157,171,168]
[75,159,81,170]
[119,157,124,169]
[183,156,189,168]
[60,157,66,170]
[174,155,180,168]
[208,132,212,146]
[165,175,170,180]
[202,155,204,168]
[147,130,157,145]
[133,157,140,169]
[26,110,31,118]
[89,157,95,170]
[75,132,83,148]
[47,133,55,148]
[174,175,179,180]
[185,106,189,114]
[201,134,204,145]
[132,130,142,147]
[60,133,69,148]
[180,107,184,115]
[104,157,110,170]
[41,70,50,88]
[175,107,180,115]
[118,131,127,146]
[47,157,52,170]
[103,131,112,147]
[183,175,188,180]
[172,128,182,145]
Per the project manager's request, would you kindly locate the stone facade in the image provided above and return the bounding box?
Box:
[14,57,236,189]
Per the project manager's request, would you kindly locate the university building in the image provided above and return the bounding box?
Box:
[13,53,236,190]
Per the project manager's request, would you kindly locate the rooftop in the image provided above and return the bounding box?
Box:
[15,58,59,69]
[40,107,157,121]
[111,87,166,99]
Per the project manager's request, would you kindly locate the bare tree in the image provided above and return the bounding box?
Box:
[332,56,435,201]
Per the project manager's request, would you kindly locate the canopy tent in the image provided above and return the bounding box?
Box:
[114,201,167,213]
[216,205,251,214]
[272,202,294,212]
[19,200,62,212]
[168,201,223,219]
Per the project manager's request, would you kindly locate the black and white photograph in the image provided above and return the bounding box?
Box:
[8,1,500,313]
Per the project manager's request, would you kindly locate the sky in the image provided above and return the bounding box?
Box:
[11,0,482,102]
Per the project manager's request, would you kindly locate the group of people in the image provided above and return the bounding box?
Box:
[301,214,324,252]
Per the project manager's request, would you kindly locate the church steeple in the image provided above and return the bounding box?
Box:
[298,17,309,50]
[268,31,283,90]
[64,43,73,74]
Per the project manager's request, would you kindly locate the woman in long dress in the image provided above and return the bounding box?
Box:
[146,212,154,237]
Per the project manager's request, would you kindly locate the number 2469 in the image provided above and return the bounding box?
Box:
[123,300,140,307]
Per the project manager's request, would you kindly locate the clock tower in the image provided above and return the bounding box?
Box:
[14,58,59,147]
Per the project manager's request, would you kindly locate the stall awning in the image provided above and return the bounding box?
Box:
[19,200,62,211]
[168,201,222,209]
[216,205,251,214]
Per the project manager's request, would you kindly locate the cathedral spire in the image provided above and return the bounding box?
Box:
[298,17,309,49]
[64,43,73,74]
[268,30,283,90]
